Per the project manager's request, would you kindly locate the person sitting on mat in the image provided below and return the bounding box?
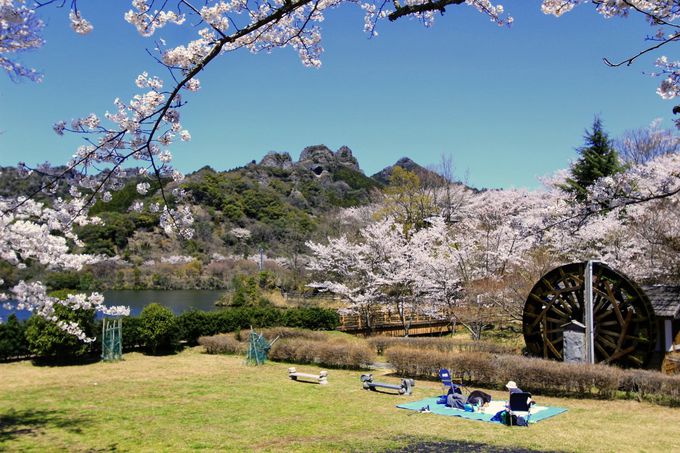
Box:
[505,381,534,407]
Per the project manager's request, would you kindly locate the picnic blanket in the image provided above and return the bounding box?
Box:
[397,397,567,424]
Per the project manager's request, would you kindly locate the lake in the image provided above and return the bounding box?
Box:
[1,289,227,320]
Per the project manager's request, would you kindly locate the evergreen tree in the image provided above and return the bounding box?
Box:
[562,117,624,202]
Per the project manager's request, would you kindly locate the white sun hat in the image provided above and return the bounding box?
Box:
[506,380,518,390]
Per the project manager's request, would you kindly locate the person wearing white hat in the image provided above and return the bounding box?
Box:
[505,380,523,394]
[506,380,534,408]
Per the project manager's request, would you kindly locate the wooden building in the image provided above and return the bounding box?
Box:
[643,285,680,357]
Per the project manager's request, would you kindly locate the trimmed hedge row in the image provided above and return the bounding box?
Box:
[386,346,680,405]
[198,334,246,354]
[199,328,375,370]
[367,336,517,356]
[269,338,374,369]
[197,327,324,355]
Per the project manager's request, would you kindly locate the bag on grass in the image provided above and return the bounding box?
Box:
[466,390,492,406]
[446,392,466,410]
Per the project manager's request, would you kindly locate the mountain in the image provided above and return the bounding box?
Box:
[371,157,446,186]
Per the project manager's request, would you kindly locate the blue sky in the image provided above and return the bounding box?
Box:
[0,2,673,189]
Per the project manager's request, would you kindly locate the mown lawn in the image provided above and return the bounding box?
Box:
[1,347,679,452]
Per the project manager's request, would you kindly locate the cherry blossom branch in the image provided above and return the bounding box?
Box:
[604,34,680,67]
[387,0,464,21]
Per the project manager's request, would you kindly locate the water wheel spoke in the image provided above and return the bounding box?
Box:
[546,304,570,320]
[599,328,625,337]
[595,341,609,359]
[625,335,651,344]
[603,280,626,326]
[543,327,565,335]
[593,293,612,313]
[529,293,547,306]
[553,295,574,316]
[596,335,618,350]
[604,345,637,364]
[626,354,644,366]
[595,310,616,322]
[545,336,563,359]
[530,299,562,328]
[544,316,567,324]
[543,285,583,297]
[616,309,634,350]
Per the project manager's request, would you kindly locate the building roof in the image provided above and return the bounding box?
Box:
[642,285,680,319]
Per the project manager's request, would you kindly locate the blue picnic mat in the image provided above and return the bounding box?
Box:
[397,397,567,424]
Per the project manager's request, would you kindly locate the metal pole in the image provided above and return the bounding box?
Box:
[584,261,595,364]
[259,247,264,271]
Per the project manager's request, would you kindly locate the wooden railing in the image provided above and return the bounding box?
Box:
[338,312,453,337]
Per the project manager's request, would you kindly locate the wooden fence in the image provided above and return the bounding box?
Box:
[338,312,453,337]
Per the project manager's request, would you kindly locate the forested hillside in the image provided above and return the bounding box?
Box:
[0,145,446,293]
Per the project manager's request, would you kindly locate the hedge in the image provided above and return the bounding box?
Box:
[367,336,517,356]
[199,328,375,370]
[1,305,340,360]
[198,334,245,354]
[270,337,374,369]
[175,306,339,343]
[386,346,680,406]
[0,314,28,360]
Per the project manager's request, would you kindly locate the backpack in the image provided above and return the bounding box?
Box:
[497,410,528,426]
[466,390,492,406]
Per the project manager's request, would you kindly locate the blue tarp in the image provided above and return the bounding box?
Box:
[397,397,567,424]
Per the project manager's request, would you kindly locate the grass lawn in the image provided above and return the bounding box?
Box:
[1,347,679,452]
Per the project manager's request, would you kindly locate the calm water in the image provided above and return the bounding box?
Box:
[1,289,226,320]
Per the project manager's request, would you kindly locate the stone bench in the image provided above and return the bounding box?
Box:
[288,367,328,385]
[361,374,415,395]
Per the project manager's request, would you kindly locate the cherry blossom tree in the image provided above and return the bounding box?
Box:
[308,218,442,335]
[307,233,386,334]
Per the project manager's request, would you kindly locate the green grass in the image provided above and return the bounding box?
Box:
[1,348,679,452]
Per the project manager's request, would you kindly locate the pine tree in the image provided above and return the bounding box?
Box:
[562,117,624,202]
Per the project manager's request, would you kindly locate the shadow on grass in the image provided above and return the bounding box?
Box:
[386,437,564,453]
[31,354,101,367]
[0,408,89,443]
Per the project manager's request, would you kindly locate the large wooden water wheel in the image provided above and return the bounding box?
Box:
[523,262,658,368]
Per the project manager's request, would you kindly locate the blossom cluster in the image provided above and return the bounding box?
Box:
[6,282,129,342]
[0,0,44,81]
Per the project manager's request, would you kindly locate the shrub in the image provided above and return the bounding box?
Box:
[25,305,96,360]
[384,346,670,402]
[121,316,144,351]
[259,327,326,342]
[385,346,448,378]
[139,303,178,354]
[0,314,28,360]
[367,336,516,355]
[176,310,214,345]
[281,307,340,330]
[198,334,245,354]
[269,337,374,369]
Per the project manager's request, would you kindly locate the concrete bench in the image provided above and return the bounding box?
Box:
[288,367,328,385]
[361,374,415,395]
